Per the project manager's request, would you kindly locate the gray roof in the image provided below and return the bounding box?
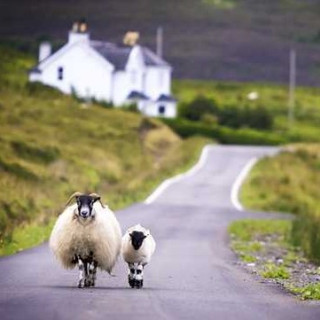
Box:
[141,47,170,67]
[30,40,170,73]
[127,91,150,100]
[91,41,131,70]
[28,67,42,74]
[157,94,176,102]
[91,40,170,70]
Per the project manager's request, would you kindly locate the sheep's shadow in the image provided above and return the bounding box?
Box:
[42,285,164,291]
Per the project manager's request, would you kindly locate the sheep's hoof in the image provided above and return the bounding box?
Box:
[134,280,143,289]
[78,282,83,288]
[84,279,92,287]
[128,277,135,288]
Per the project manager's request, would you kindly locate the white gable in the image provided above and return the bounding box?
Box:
[126,46,145,71]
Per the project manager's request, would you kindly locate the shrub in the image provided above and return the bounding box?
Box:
[0,157,38,180]
[161,118,285,145]
[123,103,139,113]
[179,95,219,121]
[11,141,60,164]
[25,82,61,98]
[179,95,273,130]
[291,211,320,263]
[212,104,273,130]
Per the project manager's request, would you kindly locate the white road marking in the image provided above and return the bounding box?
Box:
[144,145,212,205]
[231,157,258,211]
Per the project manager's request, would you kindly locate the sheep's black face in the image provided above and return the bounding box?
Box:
[130,231,147,250]
[76,195,97,219]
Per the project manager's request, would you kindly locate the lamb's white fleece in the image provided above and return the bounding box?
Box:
[49,202,121,273]
[122,224,156,266]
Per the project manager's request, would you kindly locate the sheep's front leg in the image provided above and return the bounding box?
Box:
[78,257,85,288]
[87,260,97,287]
[91,261,97,287]
[83,261,91,287]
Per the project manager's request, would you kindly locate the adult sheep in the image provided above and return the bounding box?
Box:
[49,192,122,288]
[122,224,156,289]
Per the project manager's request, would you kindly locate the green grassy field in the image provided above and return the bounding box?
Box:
[0,45,210,255]
[240,144,320,262]
[172,80,320,143]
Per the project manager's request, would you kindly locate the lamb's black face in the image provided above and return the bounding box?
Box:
[76,195,97,219]
[130,231,147,250]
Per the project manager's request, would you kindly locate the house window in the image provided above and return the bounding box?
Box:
[158,105,166,115]
[58,67,64,80]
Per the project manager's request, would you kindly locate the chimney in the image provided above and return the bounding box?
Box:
[39,42,51,62]
[123,31,140,46]
[68,18,90,44]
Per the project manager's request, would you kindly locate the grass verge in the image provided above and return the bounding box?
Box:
[240,144,320,262]
[229,219,320,300]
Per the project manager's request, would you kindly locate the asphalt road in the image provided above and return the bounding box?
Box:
[0,145,319,320]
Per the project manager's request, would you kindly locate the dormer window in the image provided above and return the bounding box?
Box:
[58,67,64,80]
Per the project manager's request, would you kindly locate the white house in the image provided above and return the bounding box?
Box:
[29,20,177,118]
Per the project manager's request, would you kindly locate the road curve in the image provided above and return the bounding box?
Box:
[0,145,319,320]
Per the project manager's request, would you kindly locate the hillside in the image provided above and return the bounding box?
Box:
[0,45,209,255]
[0,0,320,85]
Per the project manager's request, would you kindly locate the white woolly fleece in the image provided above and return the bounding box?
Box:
[49,202,122,273]
[122,224,156,266]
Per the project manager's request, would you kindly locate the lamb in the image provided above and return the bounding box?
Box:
[49,192,122,288]
[122,224,156,289]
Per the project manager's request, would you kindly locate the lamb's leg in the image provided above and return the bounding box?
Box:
[134,264,144,289]
[128,263,135,288]
[78,256,85,288]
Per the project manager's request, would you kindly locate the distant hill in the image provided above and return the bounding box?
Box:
[0,0,319,85]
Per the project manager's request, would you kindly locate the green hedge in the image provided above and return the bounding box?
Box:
[178,95,274,130]
[161,118,286,145]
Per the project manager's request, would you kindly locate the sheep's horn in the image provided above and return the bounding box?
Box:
[65,191,83,207]
[89,193,105,208]
[89,193,101,200]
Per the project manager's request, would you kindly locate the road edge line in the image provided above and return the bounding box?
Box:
[144,145,212,205]
[231,157,258,211]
